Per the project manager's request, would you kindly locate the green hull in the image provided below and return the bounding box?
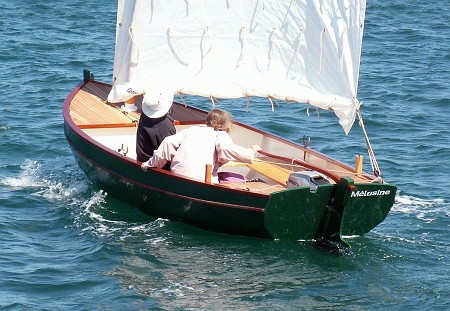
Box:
[64,120,396,242]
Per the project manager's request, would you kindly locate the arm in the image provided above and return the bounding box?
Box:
[141,130,186,170]
[215,132,257,164]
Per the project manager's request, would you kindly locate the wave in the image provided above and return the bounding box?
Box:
[0,123,11,131]
[71,189,122,237]
[2,160,47,188]
[1,159,171,241]
[1,159,88,201]
[1,159,165,242]
[394,192,445,208]
[392,192,447,222]
[68,186,172,239]
[73,196,170,240]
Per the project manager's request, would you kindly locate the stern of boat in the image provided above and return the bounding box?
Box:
[263,178,396,242]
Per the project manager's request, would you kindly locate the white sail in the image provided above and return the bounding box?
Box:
[108,0,366,134]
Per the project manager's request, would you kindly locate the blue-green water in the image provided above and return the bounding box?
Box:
[1,1,449,310]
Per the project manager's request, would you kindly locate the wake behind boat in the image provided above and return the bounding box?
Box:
[63,1,396,245]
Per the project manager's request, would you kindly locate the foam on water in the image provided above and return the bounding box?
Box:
[1,159,173,243]
[69,188,170,240]
[1,159,88,201]
[395,193,445,208]
[1,159,133,238]
[0,124,11,131]
[1,160,44,188]
[393,192,447,222]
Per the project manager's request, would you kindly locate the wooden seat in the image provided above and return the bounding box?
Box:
[224,159,292,186]
[245,160,291,186]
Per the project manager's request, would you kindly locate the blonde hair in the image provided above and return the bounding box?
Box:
[206,108,233,133]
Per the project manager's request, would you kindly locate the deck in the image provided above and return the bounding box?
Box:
[69,81,207,129]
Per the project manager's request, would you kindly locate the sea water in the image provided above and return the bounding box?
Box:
[0,1,449,310]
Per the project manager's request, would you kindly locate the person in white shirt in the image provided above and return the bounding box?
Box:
[141,108,260,183]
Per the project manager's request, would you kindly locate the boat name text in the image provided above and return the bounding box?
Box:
[351,189,391,198]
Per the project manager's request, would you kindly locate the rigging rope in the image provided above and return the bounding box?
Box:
[319,28,326,73]
[356,109,382,180]
[235,26,246,70]
[268,27,277,71]
[128,26,140,63]
[167,27,188,66]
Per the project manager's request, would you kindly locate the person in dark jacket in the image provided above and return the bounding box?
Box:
[136,89,176,162]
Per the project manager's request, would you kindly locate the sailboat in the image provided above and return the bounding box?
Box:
[63,0,396,245]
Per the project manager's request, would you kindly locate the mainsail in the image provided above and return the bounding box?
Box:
[108,0,366,134]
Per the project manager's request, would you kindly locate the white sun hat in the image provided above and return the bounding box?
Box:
[141,88,174,118]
